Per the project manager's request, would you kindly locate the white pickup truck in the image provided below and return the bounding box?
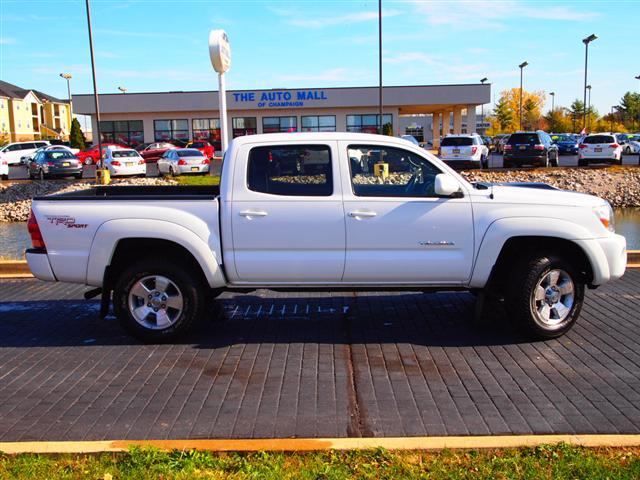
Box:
[26,133,626,342]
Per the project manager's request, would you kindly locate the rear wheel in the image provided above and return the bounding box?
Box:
[74,173,83,179]
[506,253,584,339]
[38,169,45,180]
[578,158,587,167]
[113,259,206,343]
[550,152,559,167]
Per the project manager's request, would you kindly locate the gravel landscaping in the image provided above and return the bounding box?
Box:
[1,167,639,222]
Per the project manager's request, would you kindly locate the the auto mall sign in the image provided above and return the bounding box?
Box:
[232,89,329,108]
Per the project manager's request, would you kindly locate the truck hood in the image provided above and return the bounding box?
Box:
[473,182,606,208]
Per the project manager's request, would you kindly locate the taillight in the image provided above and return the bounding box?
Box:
[533,144,545,150]
[46,161,55,166]
[178,159,187,165]
[201,159,210,164]
[609,143,619,148]
[579,144,587,149]
[111,160,121,166]
[504,144,512,151]
[471,146,478,154]
[138,159,145,165]
[27,210,46,250]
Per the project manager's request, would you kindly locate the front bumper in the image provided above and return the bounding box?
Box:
[575,234,627,285]
[26,249,57,282]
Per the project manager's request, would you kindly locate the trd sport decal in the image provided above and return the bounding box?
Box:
[45,215,88,229]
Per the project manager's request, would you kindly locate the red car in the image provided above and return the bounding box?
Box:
[186,140,215,159]
[76,143,127,165]
[138,142,178,163]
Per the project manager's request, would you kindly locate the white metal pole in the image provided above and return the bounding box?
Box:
[218,73,228,154]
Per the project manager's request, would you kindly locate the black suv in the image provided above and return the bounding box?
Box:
[503,131,559,168]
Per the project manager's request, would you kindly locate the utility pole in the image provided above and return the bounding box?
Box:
[586,85,591,131]
[85,0,103,172]
[378,0,383,134]
[518,61,528,130]
[582,34,597,130]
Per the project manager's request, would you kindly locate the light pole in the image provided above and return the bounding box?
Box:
[59,73,73,119]
[582,33,597,130]
[610,106,616,132]
[550,92,555,112]
[586,85,591,131]
[378,0,383,134]
[518,61,528,131]
[118,86,127,94]
[85,0,103,173]
[480,77,487,133]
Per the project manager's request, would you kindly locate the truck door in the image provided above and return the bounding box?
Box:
[228,141,345,283]
[339,141,474,284]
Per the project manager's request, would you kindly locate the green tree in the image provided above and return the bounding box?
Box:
[493,96,513,132]
[618,92,640,130]
[522,97,539,130]
[69,117,87,149]
[567,100,586,132]
[543,108,572,133]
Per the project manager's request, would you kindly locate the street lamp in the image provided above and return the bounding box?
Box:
[586,85,592,131]
[118,86,127,94]
[550,92,555,112]
[610,105,616,132]
[59,73,73,118]
[378,0,383,134]
[518,61,528,130]
[480,78,488,133]
[582,33,597,130]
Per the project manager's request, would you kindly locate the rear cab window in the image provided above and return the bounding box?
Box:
[583,135,615,144]
[508,133,540,144]
[247,145,333,196]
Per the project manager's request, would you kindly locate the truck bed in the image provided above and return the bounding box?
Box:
[34,185,220,201]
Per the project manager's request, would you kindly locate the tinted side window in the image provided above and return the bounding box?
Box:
[22,143,37,149]
[248,145,333,197]
[348,145,441,198]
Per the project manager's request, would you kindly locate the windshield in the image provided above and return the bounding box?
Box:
[112,150,139,158]
[189,142,206,148]
[583,135,615,144]
[508,133,540,144]
[555,134,574,142]
[45,151,75,160]
[441,137,473,147]
[177,149,204,157]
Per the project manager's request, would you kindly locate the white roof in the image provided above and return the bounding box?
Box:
[229,132,420,148]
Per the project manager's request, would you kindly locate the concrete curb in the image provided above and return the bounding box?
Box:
[2,251,639,279]
[1,435,640,454]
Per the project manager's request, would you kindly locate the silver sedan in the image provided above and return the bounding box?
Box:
[157,148,211,176]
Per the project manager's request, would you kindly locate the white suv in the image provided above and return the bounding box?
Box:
[439,134,489,169]
[578,133,623,166]
[0,141,50,179]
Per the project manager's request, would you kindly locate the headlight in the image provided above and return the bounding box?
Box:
[593,203,615,232]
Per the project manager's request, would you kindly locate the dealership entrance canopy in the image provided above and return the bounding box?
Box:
[73,83,490,150]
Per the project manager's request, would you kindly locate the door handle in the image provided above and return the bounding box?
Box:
[239,210,268,218]
[348,210,377,218]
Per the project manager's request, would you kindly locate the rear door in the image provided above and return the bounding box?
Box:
[228,141,346,283]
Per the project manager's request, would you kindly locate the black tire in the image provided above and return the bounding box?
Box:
[38,169,45,181]
[503,160,511,169]
[506,253,584,339]
[74,173,83,179]
[550,152,559,167]
[578,158,587,167]
[113,258,207,343]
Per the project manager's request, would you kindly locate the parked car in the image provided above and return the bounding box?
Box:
[493,134,510,154]
[186,140,215,159]
[77,143,127,165]
[400,135,420,146]
[618,134,637,155]
[157,148,210,175]
[20,144,79,164]
[625,134,640,157]
[26,132,626,343]
[503,131,559,168]
[553,133,579,155]
[104,148,146,177]
[27,149,83,180]
[0,141,50,169]
[139,142,178,163]
[578,133,622,166]
[439,134,489,169]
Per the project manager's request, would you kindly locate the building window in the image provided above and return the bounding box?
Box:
[100,120,144,147]
[405,126,424,142]
[153,119,189,142]
[54,104,60,116]
[247,145,333,196]
[232,117,257,138]
[262,116,297,133]
[301,115,336,132]
[346,114,393,134]
[192,118,221,150]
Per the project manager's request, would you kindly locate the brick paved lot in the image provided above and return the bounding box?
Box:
[0,272,639,441]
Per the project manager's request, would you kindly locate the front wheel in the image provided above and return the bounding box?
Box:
[113,259,206,343]
[507,253,584,339]
[550,152,559,167]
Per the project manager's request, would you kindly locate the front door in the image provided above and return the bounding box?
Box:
[340,142,474,284]
[228,142,345,283]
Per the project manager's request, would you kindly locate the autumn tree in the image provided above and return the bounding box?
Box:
[618,92,640,130]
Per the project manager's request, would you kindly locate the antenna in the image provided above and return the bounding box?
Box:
[489,184,494,199]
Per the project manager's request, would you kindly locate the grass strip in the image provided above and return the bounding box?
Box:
[1,443,639,479]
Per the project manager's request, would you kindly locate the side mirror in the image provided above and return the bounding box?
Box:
[434,174,461,197]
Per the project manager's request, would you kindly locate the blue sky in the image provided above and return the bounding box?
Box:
[0,0,638,116]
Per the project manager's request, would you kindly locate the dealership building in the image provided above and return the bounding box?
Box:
[73,83,491,150]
